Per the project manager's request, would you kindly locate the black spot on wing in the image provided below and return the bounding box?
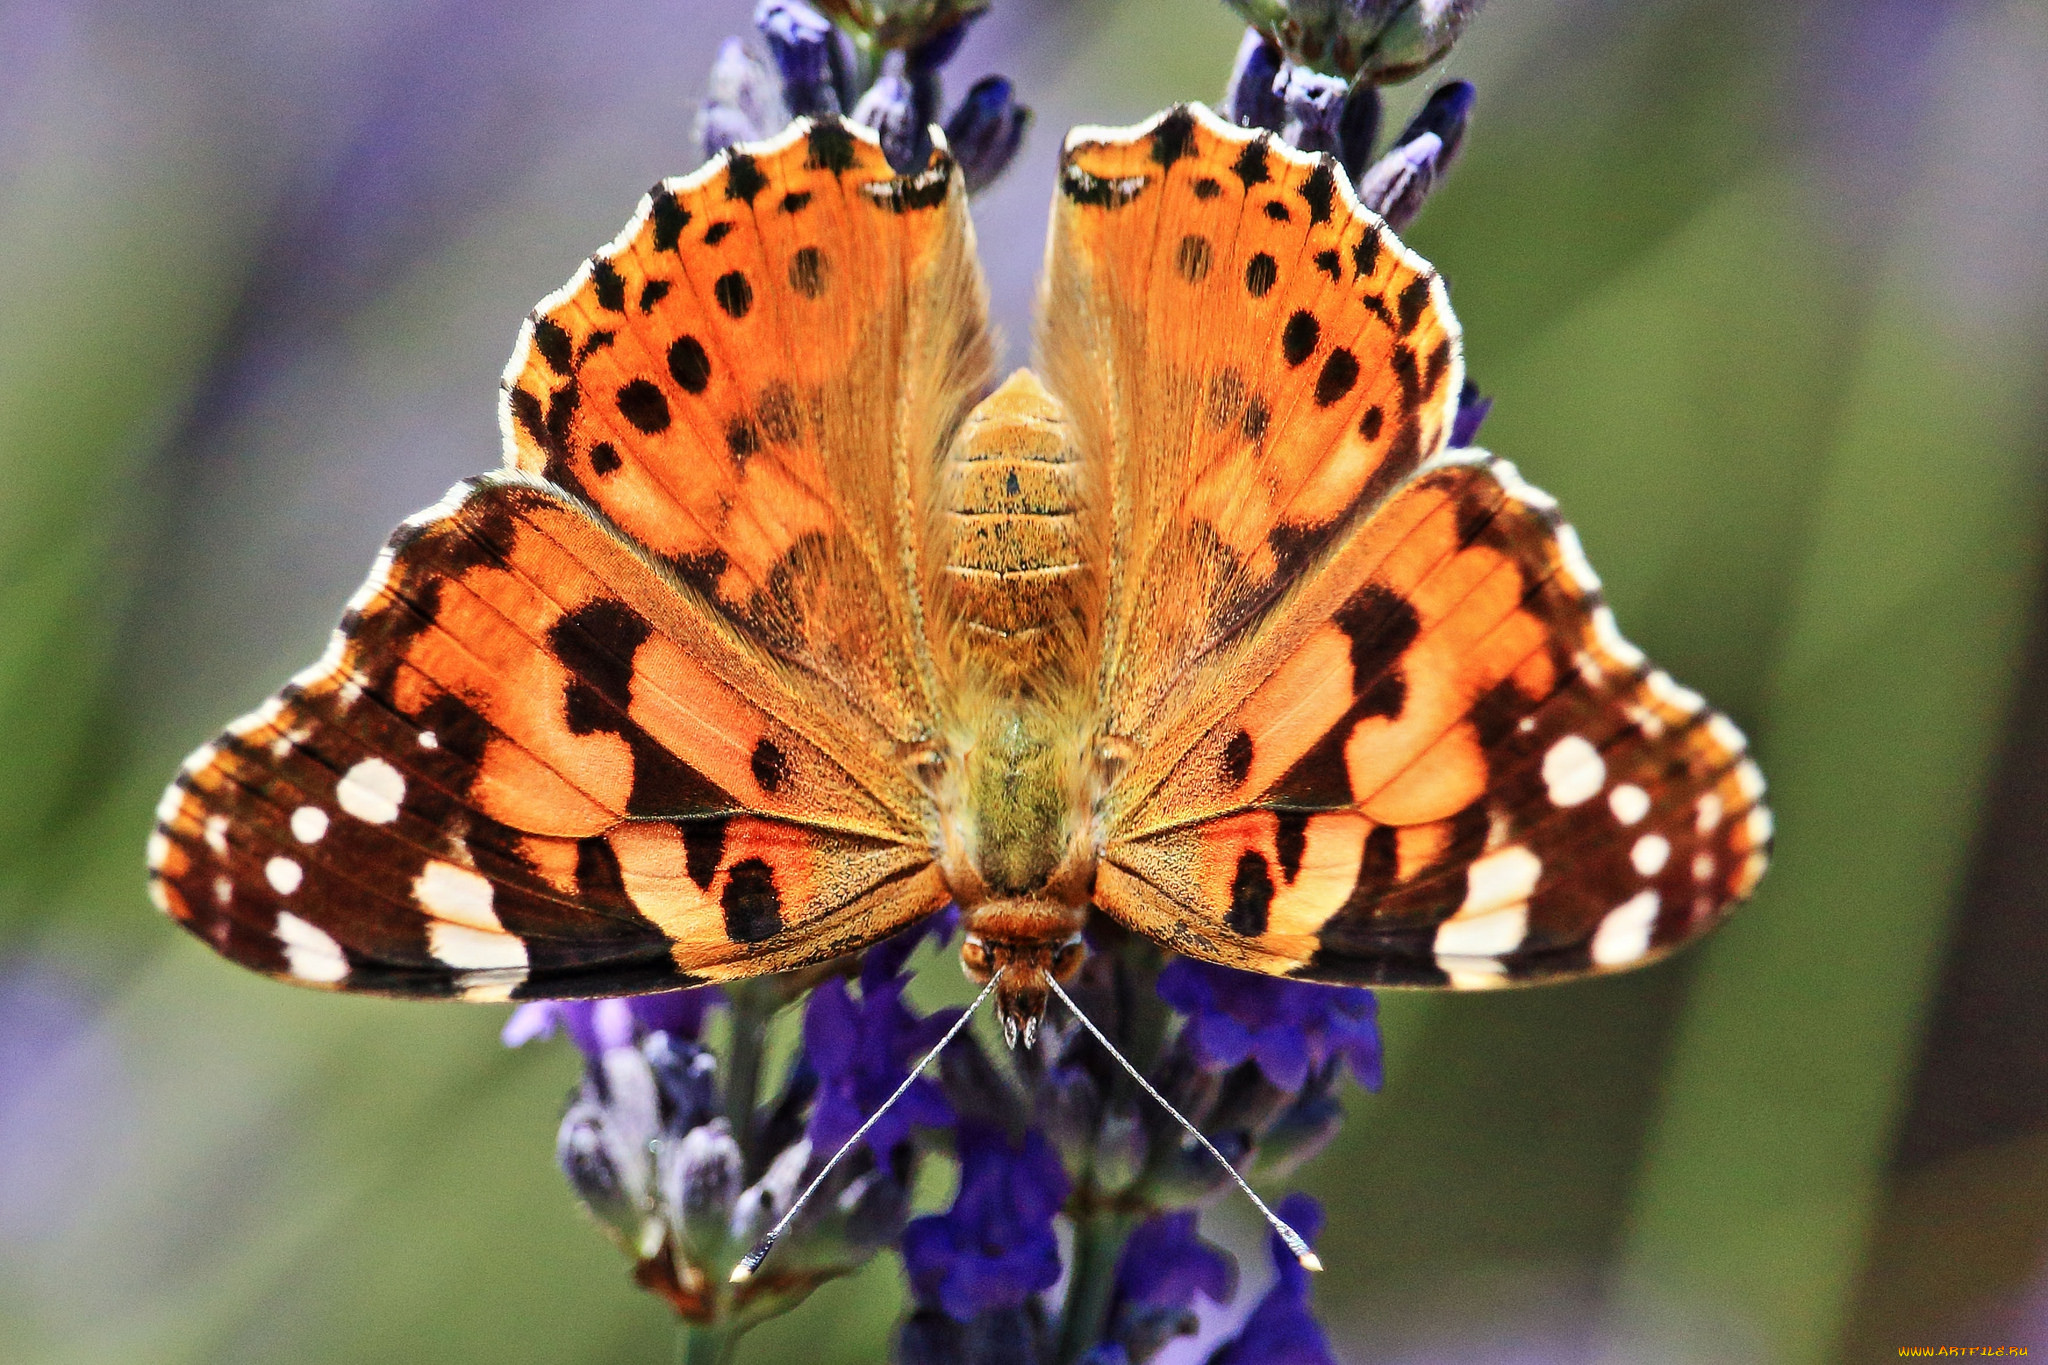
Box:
[616,379,671,434]
[531,318,574,375]
[1352,226,1382,278]
[1282,310,1320,366]
[714,271,754,319]
[1061,163,1146,209]
[1193,176,1222,200]
[724,151,769,203]
[639,279,671,314]
[789,246,827,298]
[705,221,736,246]
[751,738,788,793]
[1314,249,1342,282]
[1359,404,1384,440]
[1227,851,1274,935]
[781,190,813,213]
[575,834,629,904]
[1151,106,1197,166]
[1263,200,1292,223]
[806,117,858,173]
[1397,275,1433,335]
[1222,729,1254,788]
[1315,348,1359,406]
[1233,136,1272,189]
[588,442,621,476]
[668,336,712,393]
[721,858,784,941]
[1176,234,1212,283]
[1245,252,1278,297]
[650,189,691,252]
[1240,395,1271,443]
[591,259,627,312]
[682,817,728,891]
[1275,810,1310,884]
[1300,161,1336,224]
[1334,583,1421,710]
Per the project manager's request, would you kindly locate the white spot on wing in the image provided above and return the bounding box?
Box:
[418,730,439,750]
[1706,713,1747,756]
[1542,735,1605,807]
[204,815,229,856]
[1591,891,1660,966]
[1590,605,1647,670]
[145,830,170,870]
[427,922,528,972]
[1434,904,1529,958]
[276,911,348,983]
[1631,833,1671,877]
[1692,853,1715,883]
[414,861,501,931]
[213,876,233,905]
[456,970,526,1002]
[148,878,171,913]
[1438,956,1512,989]
[336,758,405,824]
[155,784,185,825]
[1732,758,1766,803]
[1644,670,1705,718]
[291,806,329,844]
[1744,806,1774,847]
[1696,792,1724,834]
[1609,784,1650,825]
[265,856,304,895]
[1460,844,1543,913]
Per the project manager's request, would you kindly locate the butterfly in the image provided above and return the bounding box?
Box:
[147,103,1770,1043]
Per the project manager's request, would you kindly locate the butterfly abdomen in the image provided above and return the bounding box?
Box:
[933,369,1095,684]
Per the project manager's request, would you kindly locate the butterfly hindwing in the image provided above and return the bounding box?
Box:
[1095,454,1770,987]
[148,476,950,1000]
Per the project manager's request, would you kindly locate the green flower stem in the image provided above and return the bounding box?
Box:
[723,982,780,1170]
[1055,1205,1139,1365]
[677,1322,742,1365]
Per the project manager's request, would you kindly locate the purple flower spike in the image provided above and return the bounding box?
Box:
[851,70,938,174]
[1275,64,1348,155]
[944,76,1032,194]
[1095,1210,1238,1361]
[1450,380,1493,448]
[1158,959,1382,1093]
[1223,30,1286,133]
[502,987,722,1059]
[1206,1194,1335,1365]
[804,975,955,1170]
[902,1124,1071,1320]
[756,0,844,117]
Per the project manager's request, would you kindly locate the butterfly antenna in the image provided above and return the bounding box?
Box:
[1044,974,1323,1272]
[731,970,1003,1285]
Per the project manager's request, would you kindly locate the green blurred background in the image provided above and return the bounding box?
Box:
[4,0,2047,1360]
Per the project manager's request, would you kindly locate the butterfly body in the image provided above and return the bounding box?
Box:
[149,105,1769,1031]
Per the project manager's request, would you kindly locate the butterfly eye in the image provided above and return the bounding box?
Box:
[1051,932,1087,981]
[899,743,951,793]
[960,932,993,978]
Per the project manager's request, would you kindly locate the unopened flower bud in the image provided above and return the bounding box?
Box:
[1222,29,1286,132]
[698,38,785,158]
[852,70,938,174]
[660,1117,745,1262]
[1276,64,1347,155]
[1226,0,1485,84]
[731,1136,814,1245]
[756,0,844,117]
[557,1094,660,1254]
[810,0,987,53]
[944,75,1030,194]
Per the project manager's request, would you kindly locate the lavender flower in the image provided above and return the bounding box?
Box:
[1206,1195,1337,1365]
[1091,1210,1238,1364]
[1451,381,1493,448]
[1356,78,1475,230]
[901,1123,1070,1320]
[502,986,722,1055]
[803,973,957,1171]
[1157,959,1382,1094]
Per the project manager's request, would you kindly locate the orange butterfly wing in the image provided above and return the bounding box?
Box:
[1042,107,1767,985]
[149,117,984,999]
[1039,103,1462,738]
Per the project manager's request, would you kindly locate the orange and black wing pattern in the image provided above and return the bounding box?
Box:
[147,117,981,999]
[1095,452,1770,988]
[1045,107,1768,986]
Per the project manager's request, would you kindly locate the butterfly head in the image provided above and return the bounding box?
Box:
[959,909,1088,1049]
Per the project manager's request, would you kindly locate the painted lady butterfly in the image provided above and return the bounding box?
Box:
[147,105,1770,1042]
